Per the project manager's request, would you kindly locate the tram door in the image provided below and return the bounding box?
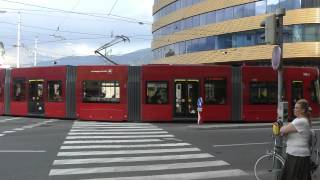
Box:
[28,80,45,115]
[174,79,199,118]
[291,81,303,118]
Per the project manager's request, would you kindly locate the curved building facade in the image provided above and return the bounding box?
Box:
[152,0,320,65]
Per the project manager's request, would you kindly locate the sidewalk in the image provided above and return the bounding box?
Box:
[189,119,320,130]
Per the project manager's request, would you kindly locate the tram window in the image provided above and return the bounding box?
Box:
[146,81,168,104]
[311,80,320,103]
[250,82,277,104]
[13,79,26,101]
[205,79,227,104]
[83,81,120,103]
[48,81,63,102]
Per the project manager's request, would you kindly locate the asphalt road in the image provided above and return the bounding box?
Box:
[0,116,319,180]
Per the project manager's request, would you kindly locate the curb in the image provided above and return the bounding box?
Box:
[189,120,320,130]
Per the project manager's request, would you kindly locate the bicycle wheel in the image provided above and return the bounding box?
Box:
[254,153,285,180]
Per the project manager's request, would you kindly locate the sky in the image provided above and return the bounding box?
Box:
[0,0,153,66]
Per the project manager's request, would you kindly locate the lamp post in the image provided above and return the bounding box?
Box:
[17,11,21,68]
[0,11,6,67]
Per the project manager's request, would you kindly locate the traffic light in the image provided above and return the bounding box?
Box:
[260,14,278,45]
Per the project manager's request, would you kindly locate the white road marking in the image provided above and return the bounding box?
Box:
[213,142,272,148]
[49,161,229,176]
[0,150,46,153]
[60,142,191,149]
[74,122,155,126]
[70,128,163,132]
[3,131,15,134]
[57,147,201,156]
[0,134,4,136]
[0,117,21,123]
[81,169,248,180]
[63,139,163,144]
[72,126,156,129]
[13,128,24,131]
[53,153,214,165]
[68,131,168,135]
[66,134,174,139]
[73,123,156,126]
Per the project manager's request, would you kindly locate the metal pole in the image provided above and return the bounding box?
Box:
[275,8,285,180]
[16,12,21,68]
[34,37,38,66]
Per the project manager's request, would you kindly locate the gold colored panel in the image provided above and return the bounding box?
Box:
[152,8,320,50]
[153,42,320,64]
[153,0,257,31]
[285,42,320,58]
[152,14,268,49]
[153,0,176,14]
[284,8,320,25]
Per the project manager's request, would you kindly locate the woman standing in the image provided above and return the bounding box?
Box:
[280,99,312,180]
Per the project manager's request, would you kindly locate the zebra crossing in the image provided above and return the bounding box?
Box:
[49,121,248,179]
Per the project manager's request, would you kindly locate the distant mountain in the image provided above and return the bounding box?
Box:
[37,48,153,66]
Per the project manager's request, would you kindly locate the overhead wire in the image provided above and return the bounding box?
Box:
[0,0,152,25]
[56,0,81,30]
[108,0,119,15]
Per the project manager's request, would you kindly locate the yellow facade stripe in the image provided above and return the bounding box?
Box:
[152,8,320,49]
[153,42,320,64]
[153,0,257,31]
[153,0,176,14]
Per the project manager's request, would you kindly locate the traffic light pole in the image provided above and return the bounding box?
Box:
[275,8,286,180]
[261,8,286,180]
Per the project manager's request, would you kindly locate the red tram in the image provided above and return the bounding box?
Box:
[76,65,128,121]
[0,65,319,123]
[141,65,232,122]
[5,66,75,118]
[0,69,5,115]
[242,66,320,122]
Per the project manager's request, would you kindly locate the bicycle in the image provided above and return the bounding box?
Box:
[254,127,285,180]
[254,122,320,180]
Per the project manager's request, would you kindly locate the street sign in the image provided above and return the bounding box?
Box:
[272,45,281,70]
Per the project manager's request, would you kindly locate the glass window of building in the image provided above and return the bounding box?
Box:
[185,17,193,29]
[146,82,168,104]
[191,38,199,52]
[217,34,233,49]
[255,0,267,15]
[250,82,277,104]
[292,25,303,42]
[302,0,320,8]
[235,31,255,47]
[224,7,234,20]
[174,43,180,55]
[206,36,216,50]
[200,13,206,26]
[303,24,318,41]
[83,81,120,103]
[179,41,186,54]
[267,0,280,13]
[215,9,225,22]
[234,4,245,19]
[186,40,192,53]
[48,81,63,102]
[13,79,26,101]
[205,78,227,104]
[244,3,255,17]
[192,15,200,27]
[280,0,301,10]
[206,11,216,24]
[198,37,207,51]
